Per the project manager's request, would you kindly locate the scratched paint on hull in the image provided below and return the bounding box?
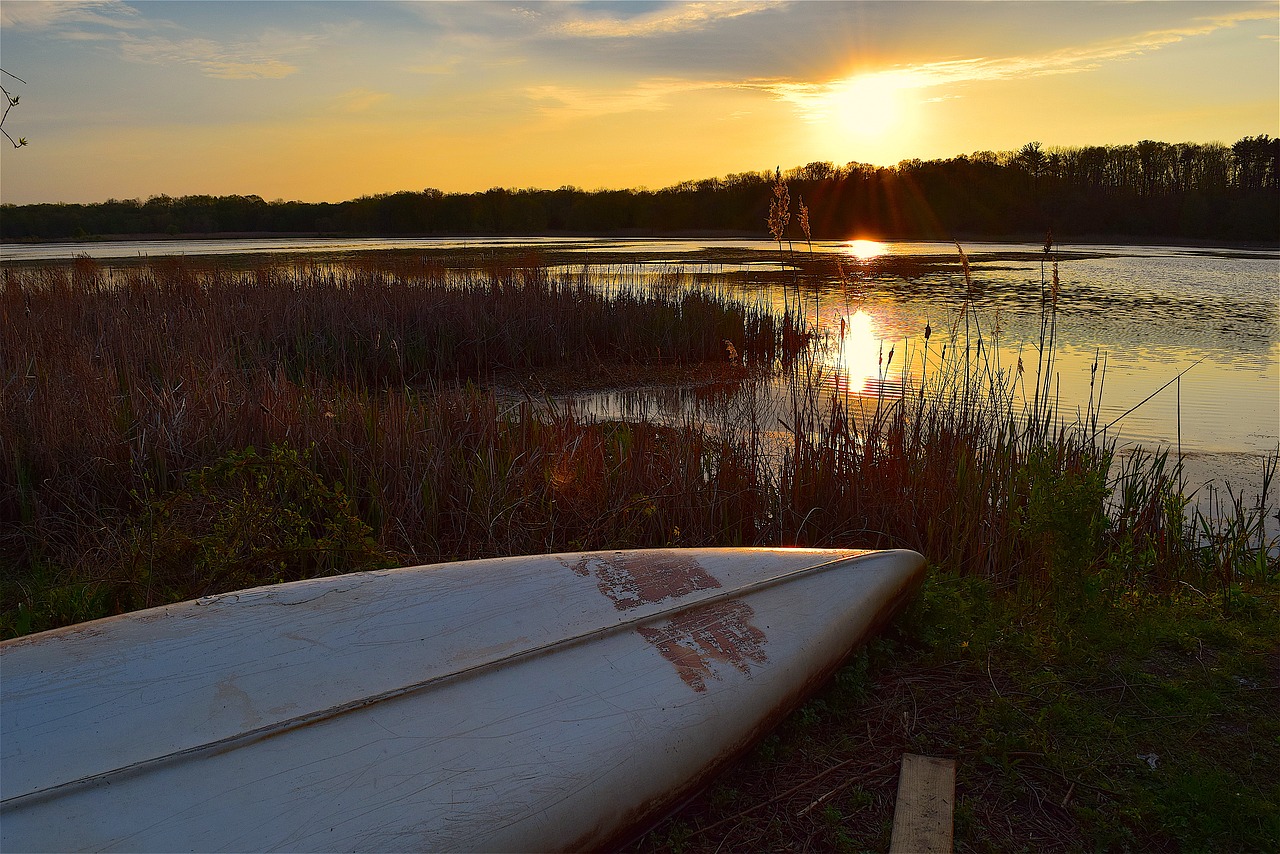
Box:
[562,551,720,610]
[1,548,926,853]
[562,552,769,692]
[636,601,768,692]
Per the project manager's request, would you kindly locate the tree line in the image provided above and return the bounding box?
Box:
[3,136,1276,243]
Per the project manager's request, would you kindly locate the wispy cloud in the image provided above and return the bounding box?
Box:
[119,31,327,80]
[4,3,335,81]
[526,78,709,117]
[760,6,1276,118]
[553,1,778,38]
[407,57,462,75]
[337,88,391,114]
[0,0,144,31]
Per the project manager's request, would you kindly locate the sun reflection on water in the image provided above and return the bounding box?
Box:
[846,239,888,261]
[836,309,901,397]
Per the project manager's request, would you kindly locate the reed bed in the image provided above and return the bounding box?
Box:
[0,256,799,632]
[1,245,1275,636]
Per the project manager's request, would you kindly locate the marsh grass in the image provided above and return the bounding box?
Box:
[3,242,1276,635]
[2,234,1277,849]
[0,256,799,633]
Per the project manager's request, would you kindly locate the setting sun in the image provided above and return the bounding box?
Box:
[825,73,911,142]
[1,3,1275,203]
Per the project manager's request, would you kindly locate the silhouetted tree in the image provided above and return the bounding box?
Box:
[3,136,1276,242]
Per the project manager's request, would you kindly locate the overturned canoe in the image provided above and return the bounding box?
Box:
[1,547,924,852]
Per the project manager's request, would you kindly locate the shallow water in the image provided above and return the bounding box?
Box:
[5,235,1277,514]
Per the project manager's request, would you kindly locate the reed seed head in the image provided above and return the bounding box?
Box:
[768,167,791,243]
[955,242,972,292]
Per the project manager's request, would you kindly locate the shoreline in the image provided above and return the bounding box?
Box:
[3,231,1277,253]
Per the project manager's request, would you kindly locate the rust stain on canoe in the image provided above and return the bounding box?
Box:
[636,601,768,693]
[574,563,927,853]
[562,552,721,611]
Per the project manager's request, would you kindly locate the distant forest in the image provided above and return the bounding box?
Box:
[3,136,1277,243]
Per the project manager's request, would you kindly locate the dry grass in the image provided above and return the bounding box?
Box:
[0,256,800,629]
[2,246,1274,634]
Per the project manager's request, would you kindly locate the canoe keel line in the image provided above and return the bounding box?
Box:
[1,547,924,852]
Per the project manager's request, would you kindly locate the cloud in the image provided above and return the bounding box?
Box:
[119,31,327,80]
[337,88,391,113]
[4,3,336,81]
[758,6,1277,116]
[407,58,462,75]
[526,78,709,117]
[1003,6,1277,80]
[553,1,778,38]
[0,0,143,31]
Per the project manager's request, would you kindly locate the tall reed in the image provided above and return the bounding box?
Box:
[0,256,797,632]
[759,206,1275,597]
[2,237,1274,636]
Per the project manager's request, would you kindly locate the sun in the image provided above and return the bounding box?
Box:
[826,74,904,140]
[797,71,922,163]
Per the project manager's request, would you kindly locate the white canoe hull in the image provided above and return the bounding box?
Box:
[1,547,924,852]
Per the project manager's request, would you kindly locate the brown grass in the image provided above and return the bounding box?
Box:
[2,247,1274,636]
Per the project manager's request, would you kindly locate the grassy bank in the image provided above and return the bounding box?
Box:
[2,248,1277,849]
[633,573,1280,852]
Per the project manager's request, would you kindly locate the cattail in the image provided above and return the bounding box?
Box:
[924,321,932,342]
[767,167,791,243]
[955,241,972,293]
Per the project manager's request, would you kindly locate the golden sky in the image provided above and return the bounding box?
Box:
[1,1,1276,204]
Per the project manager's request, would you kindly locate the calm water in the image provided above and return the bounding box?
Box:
[5,236,1278,512]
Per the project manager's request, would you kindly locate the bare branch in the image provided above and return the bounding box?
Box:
[1,68,29,148]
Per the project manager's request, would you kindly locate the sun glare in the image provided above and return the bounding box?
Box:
[825,73,909,142]
[846,239,888,260]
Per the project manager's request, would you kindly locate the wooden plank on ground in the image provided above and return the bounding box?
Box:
[889,753,956,854]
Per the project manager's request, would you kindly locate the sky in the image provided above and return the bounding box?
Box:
[0,1,1276,205]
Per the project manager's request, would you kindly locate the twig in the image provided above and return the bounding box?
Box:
[0,68,28,148]
[693,760,897,838]
[1094,357,1205,436]
[797,764,895,817]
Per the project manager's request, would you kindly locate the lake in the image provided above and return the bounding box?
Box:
[4,236,1277,522]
